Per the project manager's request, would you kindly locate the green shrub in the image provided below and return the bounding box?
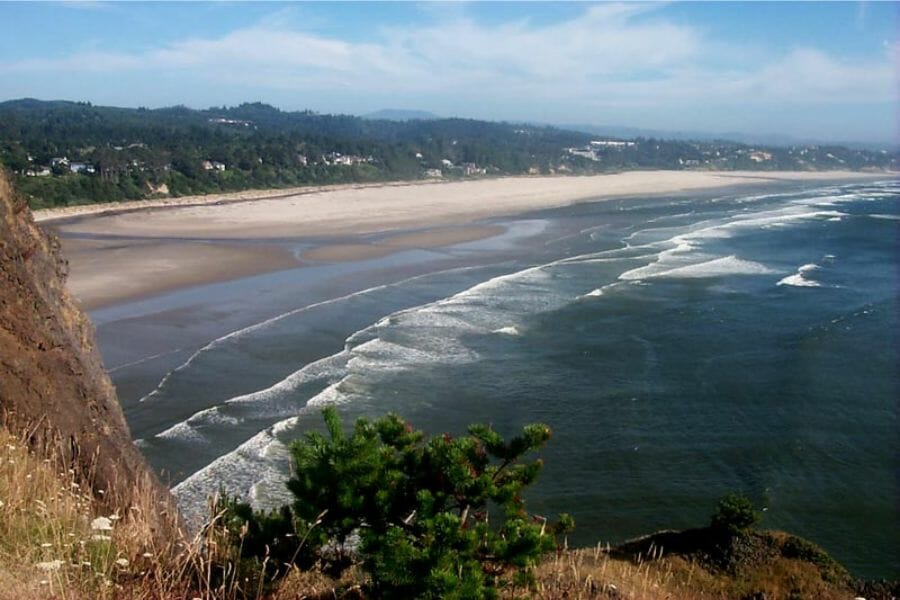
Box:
[710,492,760,535]
[219,408,573,598]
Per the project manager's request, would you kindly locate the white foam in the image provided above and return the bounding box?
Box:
[137,265,487,403]
[777,274,821,288]
[777,263,822,288]
[107,347,185,374]
[149,351,348,443]
[869,214,900,221]
[492,326,521,336]
[650,255,775,279]
[173,380,353,525]
[172,423,291,526]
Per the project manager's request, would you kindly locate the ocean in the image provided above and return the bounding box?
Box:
[94,179,899,579]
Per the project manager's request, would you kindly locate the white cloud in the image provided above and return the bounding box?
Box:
[1,4,896,116]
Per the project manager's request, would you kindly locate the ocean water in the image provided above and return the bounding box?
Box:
[103,180,899,578]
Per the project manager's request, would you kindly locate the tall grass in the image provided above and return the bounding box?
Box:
[0,425,352,599]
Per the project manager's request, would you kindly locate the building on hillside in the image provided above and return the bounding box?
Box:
[202,160,227,171]
[462,163,486,176]
[590,140,635,148]
[424,168,443,178]
[749,151,773,162]
[69,162,96,174]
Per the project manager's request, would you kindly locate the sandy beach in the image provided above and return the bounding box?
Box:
[38,170,889,309]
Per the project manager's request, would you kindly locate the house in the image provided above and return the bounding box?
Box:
[424,168,443,178]
[69,162,95,174]
[590,140,635,148]
[324,152,370,166]
[441,159,454,168]
[208,117,253,127]
[567,147,598,160]
[749,151,772,163]
[462,163,486,176]
[51,157,69,167]
[202,160,226,171]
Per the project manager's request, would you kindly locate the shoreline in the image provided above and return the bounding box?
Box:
[46,170,893,310]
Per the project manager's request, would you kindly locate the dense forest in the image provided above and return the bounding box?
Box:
[1,99,896,208]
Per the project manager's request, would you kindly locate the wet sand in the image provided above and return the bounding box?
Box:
[62,238,298,310]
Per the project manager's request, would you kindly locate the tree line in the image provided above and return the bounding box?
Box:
[0,99,895,209]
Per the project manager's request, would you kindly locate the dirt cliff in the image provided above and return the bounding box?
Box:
[0,171,171,516]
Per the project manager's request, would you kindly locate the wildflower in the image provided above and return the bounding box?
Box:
[91,534,111,542]
[36,560,63,571]
[115,558,129,568]
[91,516,113,531]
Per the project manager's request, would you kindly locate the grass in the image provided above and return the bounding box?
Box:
[0,427,180,599]
[0,425,874,599]
[0,424,352,600]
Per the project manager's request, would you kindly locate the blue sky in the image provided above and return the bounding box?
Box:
[1,1,897,144]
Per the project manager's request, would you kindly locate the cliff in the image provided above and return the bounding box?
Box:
[0,170,169,515]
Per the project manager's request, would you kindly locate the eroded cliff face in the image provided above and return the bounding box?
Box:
[0,171,170,515]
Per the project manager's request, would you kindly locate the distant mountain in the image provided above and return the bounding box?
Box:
[363,109,440,121]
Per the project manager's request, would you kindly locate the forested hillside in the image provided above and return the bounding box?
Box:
[1,99,896,208]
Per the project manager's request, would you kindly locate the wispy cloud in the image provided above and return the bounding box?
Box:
[2,4,896,114]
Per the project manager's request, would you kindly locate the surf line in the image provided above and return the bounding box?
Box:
[137,263,502,403]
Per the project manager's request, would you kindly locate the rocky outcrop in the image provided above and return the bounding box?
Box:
[0,171,171,517]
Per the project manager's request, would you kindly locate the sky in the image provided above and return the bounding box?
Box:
[0,1,897,144]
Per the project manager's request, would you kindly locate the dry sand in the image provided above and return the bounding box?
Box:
[40,170,889,309]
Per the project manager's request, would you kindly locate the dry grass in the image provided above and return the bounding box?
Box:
[503,543,725,600]
[0,427,182,599]
[502,538,858,600]
[0,425,353,600]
